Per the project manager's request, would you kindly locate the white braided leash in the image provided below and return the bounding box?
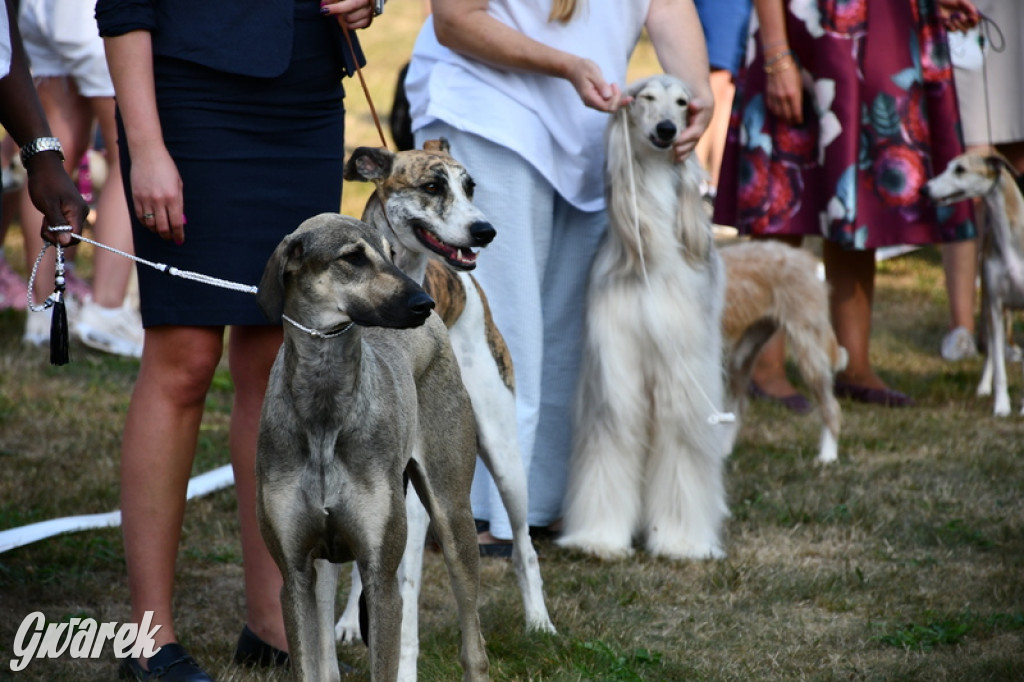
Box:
[28,227,361,341]
[28,227,258,313]
[619,121,734,425]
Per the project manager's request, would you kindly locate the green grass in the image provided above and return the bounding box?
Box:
[2,5,1024,681]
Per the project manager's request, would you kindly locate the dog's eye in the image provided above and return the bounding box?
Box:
[676,98,688,107]
[421,182,442,195]
[640,94,655,102]
[339,248,369,266]
[464,178,476,199]
[954,165,966,176]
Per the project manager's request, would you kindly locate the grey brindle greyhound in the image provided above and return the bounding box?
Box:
[255,213,489,681]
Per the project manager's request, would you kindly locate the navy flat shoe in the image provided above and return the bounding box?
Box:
[748,381,813,414]
[119,643,212,681]
[234,624,289,668]
[833,379,915,407]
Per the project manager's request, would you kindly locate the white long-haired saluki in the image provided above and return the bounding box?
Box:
[558,74,730,560]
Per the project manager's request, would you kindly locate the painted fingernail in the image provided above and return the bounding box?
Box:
[320,6,330,14]
[181,214,188,224]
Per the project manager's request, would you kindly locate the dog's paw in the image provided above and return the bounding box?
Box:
[647,538,725,561]
[334,616,362,645]
[556,534,634,560]
[994,397,1012,417]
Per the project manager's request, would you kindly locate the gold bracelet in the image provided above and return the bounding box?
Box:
[763,55,796,75]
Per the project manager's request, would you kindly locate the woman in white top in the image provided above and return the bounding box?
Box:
[405,0,713,547]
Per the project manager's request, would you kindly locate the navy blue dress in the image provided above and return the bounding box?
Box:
[106,0,356,326]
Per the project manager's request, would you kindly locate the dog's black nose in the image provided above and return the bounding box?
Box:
[408,291,435,317]
[655,120,677,142]
[470,221,497,246]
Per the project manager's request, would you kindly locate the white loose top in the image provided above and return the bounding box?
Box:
[406,0,651,212]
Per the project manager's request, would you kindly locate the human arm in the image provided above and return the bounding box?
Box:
[645,0,714,161]
[752,0,803,125]
[429,0,622,112]
[0,0,87,246]
[102,30,185,244]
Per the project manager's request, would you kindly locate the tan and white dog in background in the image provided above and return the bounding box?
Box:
[719,240,846,463]
[558,74,729,561]
[924,151,1024,415]
[339,140,555,678]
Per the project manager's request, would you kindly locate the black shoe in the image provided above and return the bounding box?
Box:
[233,624,289,668]
[119,643,213,681]
[234,624,356,674]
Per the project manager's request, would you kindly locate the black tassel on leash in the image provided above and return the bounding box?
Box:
[49,244,70,366]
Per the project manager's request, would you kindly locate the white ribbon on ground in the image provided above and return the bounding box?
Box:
[0,465,235,554]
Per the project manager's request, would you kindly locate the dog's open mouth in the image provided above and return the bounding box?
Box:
[413,222,479,270]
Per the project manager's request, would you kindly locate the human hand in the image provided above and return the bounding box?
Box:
[321,0,376,30]
[26,153,89,247]
[673,91,713,162]
[937,0,980,32]
[568,57,622,113]
[129,144,186,244]
[763,52,803,125]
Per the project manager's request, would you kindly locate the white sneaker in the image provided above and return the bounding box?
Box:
[23,305,53,347]
[23,296,80,347]
[940,326,979,361]
[75,299,144,358]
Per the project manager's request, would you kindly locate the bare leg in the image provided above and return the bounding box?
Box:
[942,237,978,335]
[227,324,288,652]
[695,69,735,191]
[824,242,889,390]
[120,325,224,660]
[749,234,805,397]
[88,96,134,308]
[18,77,91,301]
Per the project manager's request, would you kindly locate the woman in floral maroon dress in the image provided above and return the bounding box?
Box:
[715,0,980,407]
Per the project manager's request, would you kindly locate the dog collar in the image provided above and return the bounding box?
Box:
[282,314,354,339]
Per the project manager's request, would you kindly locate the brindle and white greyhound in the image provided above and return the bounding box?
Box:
[335,141,555,679]
[255,213,489,681]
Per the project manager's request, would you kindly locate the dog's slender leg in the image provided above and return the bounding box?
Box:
[395,489,430,682]
[788,324,843,464]
[417,493,488,681]
[335,564,363,643]
[559,327,645,559]
[280,559,332,681]
[644,389,727,560]
[314,558,343,681]
[986,281,1012,416]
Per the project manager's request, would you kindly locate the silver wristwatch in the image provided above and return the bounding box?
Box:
[20,136,65,168]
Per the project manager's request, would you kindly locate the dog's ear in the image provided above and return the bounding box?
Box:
[422,137,450,154]
[985,154,1019,182]
[257,233,306,323]
[344,147,395,183]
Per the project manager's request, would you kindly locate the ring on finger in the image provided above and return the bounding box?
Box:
[142,212,155,220]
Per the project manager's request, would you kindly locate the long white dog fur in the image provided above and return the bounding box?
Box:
[558,75,729,560]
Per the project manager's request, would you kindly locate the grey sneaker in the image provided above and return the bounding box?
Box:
[75,299,144,358]
[940,326,979,361]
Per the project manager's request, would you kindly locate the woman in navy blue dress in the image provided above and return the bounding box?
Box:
[96,1,373,679]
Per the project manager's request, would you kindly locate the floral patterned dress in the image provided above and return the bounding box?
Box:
[714,0,976,249]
